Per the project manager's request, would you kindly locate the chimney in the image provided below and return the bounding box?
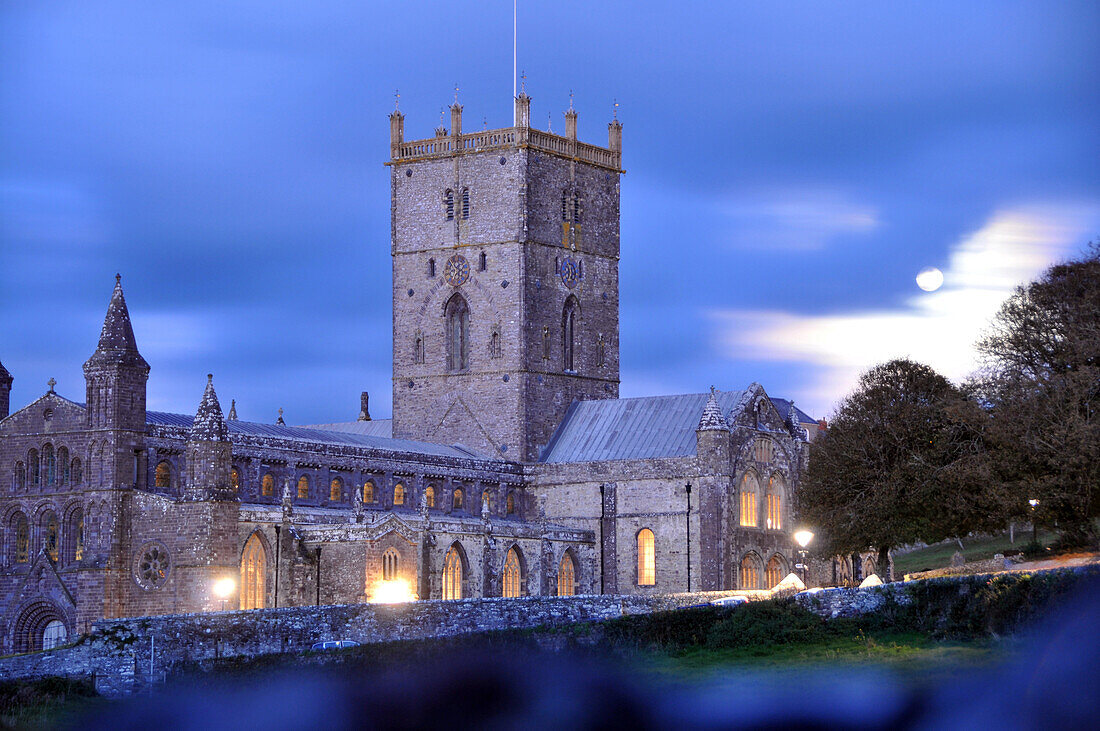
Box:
[358,392,371,422]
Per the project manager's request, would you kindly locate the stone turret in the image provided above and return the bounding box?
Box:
[696,387,731,468]
[184,374,232,500]
[564,95,578,140]
[0,359,11,420]
[358,391,371,422]
[227,399,237,421]
[514,91,531,127]
[450,101,463,138]
[608,115,622,154]
[83,275,150,432]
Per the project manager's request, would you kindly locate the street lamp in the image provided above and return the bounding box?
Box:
[794,530,814,586]
[1028,499,1040,545]
[213,576,235,611]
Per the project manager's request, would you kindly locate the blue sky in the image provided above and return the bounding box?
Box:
[2,1,1098,424]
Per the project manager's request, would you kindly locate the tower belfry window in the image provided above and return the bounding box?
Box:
[444,189,454,220]
[461,187,470,219]
[445,294,470,372]
[573,191,581,224]
[563,297,579,372]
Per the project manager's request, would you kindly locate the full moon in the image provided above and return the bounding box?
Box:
[916,267,944,292]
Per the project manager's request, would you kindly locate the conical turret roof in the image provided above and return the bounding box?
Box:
[84,275,149,372]
[191,374,229,442]
[697,387,730,431]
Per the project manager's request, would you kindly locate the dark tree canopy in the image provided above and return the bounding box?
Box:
[973,243,1100,544]
[800,359,1004,578]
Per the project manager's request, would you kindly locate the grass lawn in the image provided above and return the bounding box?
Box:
[893,528,1059,576]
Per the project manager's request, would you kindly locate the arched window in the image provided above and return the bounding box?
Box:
[596,334,605,367]
[363,480,375,503]
[739,474,758,527]
[558,551,577,596]
[443,544,463,600]
[637,529,655,586]
[502,547,523,598]
[766,475,784,530]
[452,488,463,511]
[444,189,454,220]
[765,555,786,589]
[478,251,487,271]
[43,445,55,487]
[445,293,470,372]
[70,458,82,485]
[481,489,491,513]
[155,461,172,489]
[240,534,266,610]
[13,513,29,563]
[461,187,470,219]
[428,258,436,277]
[44,513,59,562]
[754,439,774,463]
[28,449,39,488]
[14,462,25,491]
[425,485,435,508]
[57,448,69,487]
[382,547,399,581]
[562,297,579,372]
[393,482,405,506]
[542,326,551,360]
[261,473,274,497]
[42,620,67,651]
[490,329,501,359]
[66,509,84,563]
[740,553,762,589]
[506,492,515,515]
[297,475,309,499]
[330,477,343,502]
[414,332,425,364]
[230,467,241,492]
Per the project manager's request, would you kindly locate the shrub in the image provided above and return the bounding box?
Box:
[705,601,826,649]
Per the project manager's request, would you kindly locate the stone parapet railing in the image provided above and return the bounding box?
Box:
[390,126,623,172]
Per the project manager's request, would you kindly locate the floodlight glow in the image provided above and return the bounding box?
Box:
[794,530,814,548]
[212,576,235,599]
[372,579,415,604]
[1029,499,1039,508]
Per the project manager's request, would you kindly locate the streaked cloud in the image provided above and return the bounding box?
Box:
[717,188,879,251]
[710,203,1100,415]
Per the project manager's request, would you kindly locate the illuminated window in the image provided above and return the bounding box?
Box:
[13,514,28,563]
[393,482,405,506]
[557,552,576,596]
[29,449,39,487]
[765,555,785,589]
[445,293,469,372]
[481,489,491,512]
[425,485,435,508]
[230,467,241,492]
[297,475,310,499]
[766,476,784,530]
[42,620,66,651]
[754,439,773,463]
[502,547,522,597]
[155,461,171,489]
[261,473,275,497]
[71,509,84,562]
[43,444,55,486]
[330,477,342,502]
[739,474,758,527]
[240,534,266,610]
[452,488,463,510]
[637,528,655,586]
[444,189,454,220]
[14,461,25,491]
[740,553,762,589]
[382,548,399,581]
[443,545,463,600]
[45,514,59,562]
[57,448,69,487]
[363,480,374,503]
[562,297,578,372]
[70,458,82,485]
[506,492,515,515]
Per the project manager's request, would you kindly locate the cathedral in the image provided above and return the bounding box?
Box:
[0,92,820,654]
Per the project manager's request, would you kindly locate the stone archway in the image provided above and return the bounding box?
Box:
[12,600,68,653]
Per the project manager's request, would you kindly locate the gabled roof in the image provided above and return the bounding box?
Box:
[769,398,817,425]
[146,412,488,460]
[539,390,747,463]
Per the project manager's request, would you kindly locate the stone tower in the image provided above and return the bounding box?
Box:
[0,359,11,420]
[389,93,623,461]
[83,275,150,488]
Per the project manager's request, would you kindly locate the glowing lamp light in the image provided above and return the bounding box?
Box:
[1028,499,1039,508]
[794,530,815,548]
[372,579,415,604]
[212,577,236,599]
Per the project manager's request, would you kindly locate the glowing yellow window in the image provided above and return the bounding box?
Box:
[330,478,342,502]
[363,481,374,503]
[443,545,462,600]
[637,528,655,586]
[393,483,405,506]
[506,493,515,515]
[261,473,274,496]
[297,476,309,499]
[740,474,758,527]
[740,554,761,589]
[382,548,399,581]
[452,489,463,510]
[240,534,266,610]
[765,555,784,589]
[425,485,435,508]
[230,468,241,492]
[502,547,522,598]
[557,552,576,596]
[155,461,171,489]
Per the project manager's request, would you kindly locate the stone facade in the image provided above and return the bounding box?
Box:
[0,92,819,655]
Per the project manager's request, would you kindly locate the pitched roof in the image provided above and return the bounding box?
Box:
[190,375,228,442]
[539,390,747,463]
[300,419,394,438]
[146,412,487,460]
[769,398,817,425]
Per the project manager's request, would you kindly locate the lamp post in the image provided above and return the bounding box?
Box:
[1028,499,1039,545]
[211,576,236,660]
[794,530,814,586]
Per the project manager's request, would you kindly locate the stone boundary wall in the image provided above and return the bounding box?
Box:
[0,590,746,695]
[903,556,1019,581]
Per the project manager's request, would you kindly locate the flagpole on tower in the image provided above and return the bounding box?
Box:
[513,0,517,99]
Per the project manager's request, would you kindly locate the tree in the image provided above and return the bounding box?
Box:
[973,243,1100,545]
[799,359,1006,580]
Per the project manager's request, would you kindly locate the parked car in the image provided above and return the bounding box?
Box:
[710,596,749,607]
[310,640,361,651]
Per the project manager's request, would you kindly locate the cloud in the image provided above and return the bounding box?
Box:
[716,188,879,251]
[709,203,1100,415]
